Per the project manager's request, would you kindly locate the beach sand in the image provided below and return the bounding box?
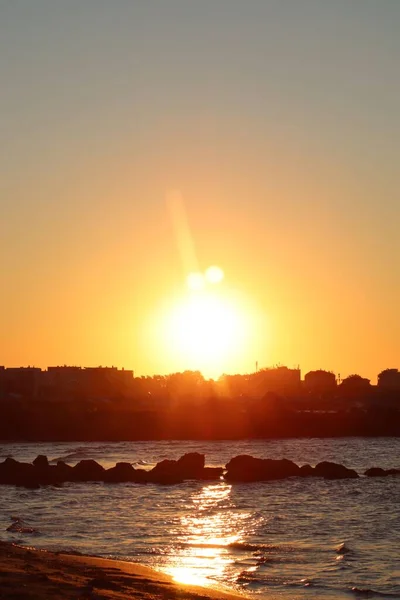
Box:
[0,542,247,600]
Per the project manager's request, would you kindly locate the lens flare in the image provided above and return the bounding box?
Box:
[205,266,224,285]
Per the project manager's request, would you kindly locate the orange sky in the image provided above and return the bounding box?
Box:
[1,2,399,382]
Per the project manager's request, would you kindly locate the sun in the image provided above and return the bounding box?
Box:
[164,287,248,379]
[142,266,263,378]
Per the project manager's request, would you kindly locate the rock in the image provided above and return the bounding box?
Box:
[299,464,315,477]
[0,458,39,487]
[56,461,74,480]
[364,467,387,477]
[72,460,105,481]
[147,460,182,485]
[33,455,49,469]
[0,453,367,488]
[365,467,400,477]
[15,479,40,489]
[386,468,400,476]
[314,461,359,479]
[149,459,176,476]
[225,455,300,482]
[104,462,146,483]
[2,457,20,471]
[32,455,62,485]
[148,453,205,484]
[176,453,205,478]
[132,468,149,483]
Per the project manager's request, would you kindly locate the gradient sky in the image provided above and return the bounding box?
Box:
[1,1,399,380]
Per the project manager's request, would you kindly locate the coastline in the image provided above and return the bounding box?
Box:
[0,541,248,600]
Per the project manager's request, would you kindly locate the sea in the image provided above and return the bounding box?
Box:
[0,438,399,599]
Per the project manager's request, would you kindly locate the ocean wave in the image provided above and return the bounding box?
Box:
[50,451,91,463]
[183,541,281,552]
[236,570,258,583]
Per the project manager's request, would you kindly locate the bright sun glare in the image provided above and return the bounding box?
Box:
[164,268,248,378]
[144,257,260,379]
[187,266,225,291]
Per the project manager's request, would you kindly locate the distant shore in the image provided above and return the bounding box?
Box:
[0,541,246,600]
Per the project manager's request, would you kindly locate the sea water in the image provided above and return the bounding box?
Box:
[0,438,399,598]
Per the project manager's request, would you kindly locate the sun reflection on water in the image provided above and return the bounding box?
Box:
[164,483,251,587]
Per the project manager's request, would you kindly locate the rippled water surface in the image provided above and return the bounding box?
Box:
[0,439,399,598]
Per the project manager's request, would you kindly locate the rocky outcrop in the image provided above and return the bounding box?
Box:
[225,455,300,482]
[71,460,106,482]
[313,461,359,479]
[0,458,39,488]
[299,464,315,477]
[104,462,147,484]
[3,452,398,488]
[224,456,359,481]
[365,467,400,477]
[148,452,205,484]
[56,461,74,479]
[176,452,205,477]
[33,455,49,469]
[387,468,400,475]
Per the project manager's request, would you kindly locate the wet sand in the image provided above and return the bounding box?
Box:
[0,541,247,600]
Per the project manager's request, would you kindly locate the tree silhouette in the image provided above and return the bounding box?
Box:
[378,368,400,389]
[341,374,371,388]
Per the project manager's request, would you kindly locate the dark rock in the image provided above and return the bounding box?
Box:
[176,452,205,477]
[299,464,315,477]
[148,453,205,484]
[0,458,39,487]
[364,467,387,477]
[314,461,359,479]
[225,455,300,482]
[37,465,61,486]
[132,468,149,483]
[31,456,62,485]
[33,455,49,469]
[149,459,175,476]
[15,480,40,490]
[147,460,182,484]
[104,462,146,483]
[2,457,20,470]
[0,453,367,488]
[72,460,105,481]
[56,461,74,480]
[386,468,400,476]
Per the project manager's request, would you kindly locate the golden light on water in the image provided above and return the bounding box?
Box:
[164,483,252,588]
[167,566,212,587]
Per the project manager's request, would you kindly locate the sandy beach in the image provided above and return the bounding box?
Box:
[0,542,247,600]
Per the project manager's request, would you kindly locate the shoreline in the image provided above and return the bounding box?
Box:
[0,541,248,600]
